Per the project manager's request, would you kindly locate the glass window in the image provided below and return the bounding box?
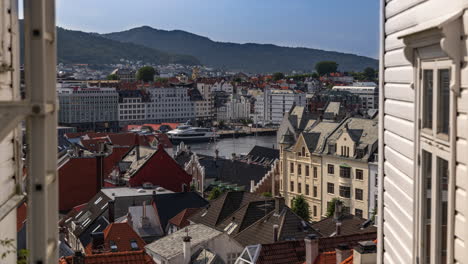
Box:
[290,163,294,173]
[298,183,302,194]
[437,69,450,136]
[305,166,310,176]
[313,186,318,197]
[339,186,351,198]
[340,167,351,178]
[290,181,294,192]
[355,188,363,200]
[298,164,302,175]
[356,169,364,180]
[328,164,334,174]
[437,157,449,264]
[327,183,334,194]
[313,205,317,217]
[313,167,318,178]
[422,70,433,129]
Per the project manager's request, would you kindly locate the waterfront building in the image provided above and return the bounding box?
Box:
[146,86,196,123]
[257,89,306,125]
[224,94,251,121]
[379,1,468,263]
[332,82,378,110]
[320,117,378,219]
[194,83,214,123]
[117,89,150,127]
[57,87,119,131]
[111,68,136,82]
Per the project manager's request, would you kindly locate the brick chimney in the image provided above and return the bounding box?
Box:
[274,196,285,215]
[336,244,352,263]
[305,234,319,264]
[353,241,377,264]
[183,228,192,264]
[273,224,279,242]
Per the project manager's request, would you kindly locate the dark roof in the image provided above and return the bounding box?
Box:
[311,214,377,237]
[152,192,208,230]
[190,191,266,227]
[233,207,321,246]
[244,145,279,165]
[256,240,305,264]
[302,133,321,152]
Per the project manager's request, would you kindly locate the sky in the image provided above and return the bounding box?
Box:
[37,0,380,58]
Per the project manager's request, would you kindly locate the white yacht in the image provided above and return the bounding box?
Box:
[167,125,218,142]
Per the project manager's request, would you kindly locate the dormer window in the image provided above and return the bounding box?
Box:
[301,147,306,156]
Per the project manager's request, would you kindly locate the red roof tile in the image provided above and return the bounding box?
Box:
[85,223,146,255]
[60,250,155,264]
[257,240,305,264]
[313,251,336,264]
[168,208,200,228]
[341,253,353,264]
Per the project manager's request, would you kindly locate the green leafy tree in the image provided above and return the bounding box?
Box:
[155,77,169,84]
[291,195,311,221]
[311,72,319,78]
[136,66,156,82]
[326,197,342,217]
[272,72,285,81]
[208,187,222,200]
[218,120,225,128]
[363,67,377,81]
[107,73,119,80]
[261,192,272,197]
[315,61,338,76]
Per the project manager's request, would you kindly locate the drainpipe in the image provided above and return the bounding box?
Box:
[377,0,385,262]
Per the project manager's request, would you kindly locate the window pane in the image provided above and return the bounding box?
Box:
[437,157,449,264]
[422,150,432,264]
[423,70,433,129]
[437,69,450,136]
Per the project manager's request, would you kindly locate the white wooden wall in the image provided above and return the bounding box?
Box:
[382,0,468,263]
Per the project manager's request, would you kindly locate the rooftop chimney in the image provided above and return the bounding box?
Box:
[250,180,255,193]
[183,228,192,264]
[108,200,115,223]
[273,224,279,242]
[353,241,377,264]
[333,200,343,221]
[127,212,133,228]
[336,244,351,264]
[141,201,151,229]
[275,196,285,215]
[305,234,319,264]
[335,222,342,236]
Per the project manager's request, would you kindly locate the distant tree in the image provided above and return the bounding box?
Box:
[261,192,272,197]
[218,120,225,128]
[315,61,338,76]
[311,72,319,78]
[363,67,377,81]
[136,66,156,82]
[234,77,242,83]
[272,72,285,81]
[291,195,311,221]
[208,187,223,200]
[107,73,119,80]
[155,77,169,83]
[326,197,342,217]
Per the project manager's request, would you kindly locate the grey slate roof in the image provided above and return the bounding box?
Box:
[311,214,377,237]
[145,224,222,259]
[300,121,341,153]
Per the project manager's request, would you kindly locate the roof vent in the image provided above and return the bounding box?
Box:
[137,189,145,193]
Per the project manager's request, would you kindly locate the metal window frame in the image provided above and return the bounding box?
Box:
[0,0,58,263]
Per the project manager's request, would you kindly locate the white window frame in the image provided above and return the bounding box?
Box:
[416,58,455,264]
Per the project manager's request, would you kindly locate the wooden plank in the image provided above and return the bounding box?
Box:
[384,162,414,196]
[456,139,468,163]
[385,33,405,52]
[385,145,414,178]
[384,66,414,84]
[457,114,468,140]
[384,114,414,141]
[384,48,411,67]
[385,99,414,121]
[384,130,414,159]
[454,237,467,264]
[455,188,467,217]
[455,214,467,249]
[383,222,413,263]
[384,176,414,216]
[456,164,468,191]
[458,89,468,114]
[461,64,468,88]
[386,0,428,19]
[383,195,413,236]
[384,83,414,102]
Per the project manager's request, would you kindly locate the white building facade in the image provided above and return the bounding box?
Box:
[379,1,468,264]
[258,89,306,124]
[332,82,378,110]
[146,86,196,123]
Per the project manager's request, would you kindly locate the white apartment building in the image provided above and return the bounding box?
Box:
[379,1,468,264]
[146,86,196,123]
[224,94,251,121]
[195,83,214,122]
[212,80,234,93]
[257,89,306,124]
[117,90,149,126]
[57,87,119,130]
[332,82,378,110]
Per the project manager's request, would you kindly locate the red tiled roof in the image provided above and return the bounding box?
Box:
[60,250,154,264]
[168,208,200,228]
[257,240,305,264]
[85,223,146,255]
[341,253,353,264]
[17,202,27,231]
[313,251,336,264]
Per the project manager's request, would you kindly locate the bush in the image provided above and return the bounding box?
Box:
[291,195,310,221]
